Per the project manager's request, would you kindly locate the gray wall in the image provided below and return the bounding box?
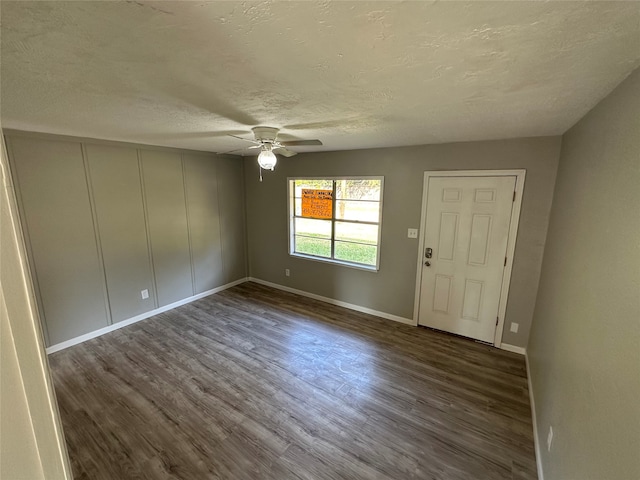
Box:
[218,155,250,283]
[6,132,247,347]
[528,70,640,479]
[244,136,561,347]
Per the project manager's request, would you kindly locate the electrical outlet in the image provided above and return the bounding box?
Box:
[510,322,519,333]
[407,228,418,239]
[547,426,554,451]
[285,269,290,277]
[141,289,149,300]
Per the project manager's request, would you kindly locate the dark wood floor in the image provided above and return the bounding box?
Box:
[49,282,537,480]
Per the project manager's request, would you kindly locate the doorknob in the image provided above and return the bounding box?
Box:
[424,261,431,267]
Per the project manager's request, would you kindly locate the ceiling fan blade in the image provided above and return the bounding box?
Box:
[141,130,249,140]
[219,144,263,155]
[279,139,323,147]
[228,134,261,145]
[274,147,297,158]
[218,147,250,155]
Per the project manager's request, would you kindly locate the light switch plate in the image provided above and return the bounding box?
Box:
[407,228,418,239]
[141,289,149,299]
[510,322,519,333]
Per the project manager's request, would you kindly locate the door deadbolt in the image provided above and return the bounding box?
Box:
[425,247,433,258]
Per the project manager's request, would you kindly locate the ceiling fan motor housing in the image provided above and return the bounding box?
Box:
[252,126,279,143]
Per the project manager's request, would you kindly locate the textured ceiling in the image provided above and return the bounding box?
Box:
[1,1,639,155]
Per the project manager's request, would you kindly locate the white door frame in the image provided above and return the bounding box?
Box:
[412,169,526,348]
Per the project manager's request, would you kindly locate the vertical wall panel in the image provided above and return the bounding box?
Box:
[183,154,224,293]
[8,137,109,345]
[141,150,193,306]
[86,144,155,322]
[217,156,247,283]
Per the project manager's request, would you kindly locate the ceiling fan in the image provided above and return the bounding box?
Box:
[223,126,322,172]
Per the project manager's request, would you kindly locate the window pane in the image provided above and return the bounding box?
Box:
[295,236,331,257]
[334,242,377,266]
[335,222,378,245]
[301,189,333,219]
[336,179,381,200]
[294,179,333,197]
[294,218,331,239]
[335,200,379,222]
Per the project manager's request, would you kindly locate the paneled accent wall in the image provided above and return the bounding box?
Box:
[6,133,246,347]
[9,138,110,345]
[85,144,154,323]
[183,154,224,293]
[140,150,193,307]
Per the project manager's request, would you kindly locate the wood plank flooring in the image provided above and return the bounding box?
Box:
[49,282,538,480]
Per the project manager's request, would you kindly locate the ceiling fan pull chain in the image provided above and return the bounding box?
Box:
[259,166,263,182]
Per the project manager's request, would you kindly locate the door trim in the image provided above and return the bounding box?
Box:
[412,169,526,348]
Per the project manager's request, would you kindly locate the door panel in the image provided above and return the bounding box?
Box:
[418,176,515,343]
[468,214,492,266]
[461,279,484,320]
[437,213,458,261]
[433,275,453,313]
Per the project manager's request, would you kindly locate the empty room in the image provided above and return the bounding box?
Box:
[1,1,638,480]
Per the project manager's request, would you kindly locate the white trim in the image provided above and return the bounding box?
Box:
[500,343,526,355]
[494,170,526,347]
[526,352,545,480]
[248,277,414,326]
[289,252,378,272]
[413,169,526,347]
[45,278,248,354]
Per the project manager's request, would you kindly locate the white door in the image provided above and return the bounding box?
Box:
[418,176,516,343]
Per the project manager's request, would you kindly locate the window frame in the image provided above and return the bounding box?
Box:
[287,176,384,271]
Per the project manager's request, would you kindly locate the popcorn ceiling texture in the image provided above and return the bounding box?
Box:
[1,1,639,153]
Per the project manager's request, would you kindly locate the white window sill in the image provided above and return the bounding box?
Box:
[289,252,379,272]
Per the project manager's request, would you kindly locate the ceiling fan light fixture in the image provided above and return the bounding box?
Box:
[257,147,277,171]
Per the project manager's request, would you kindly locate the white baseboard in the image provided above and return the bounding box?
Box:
[46,278,248,354]
[500,343,526,355]
[526,352,544,480]
[248,277,415,326]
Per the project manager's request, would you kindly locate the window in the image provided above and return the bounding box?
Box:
[288,177,383,270]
